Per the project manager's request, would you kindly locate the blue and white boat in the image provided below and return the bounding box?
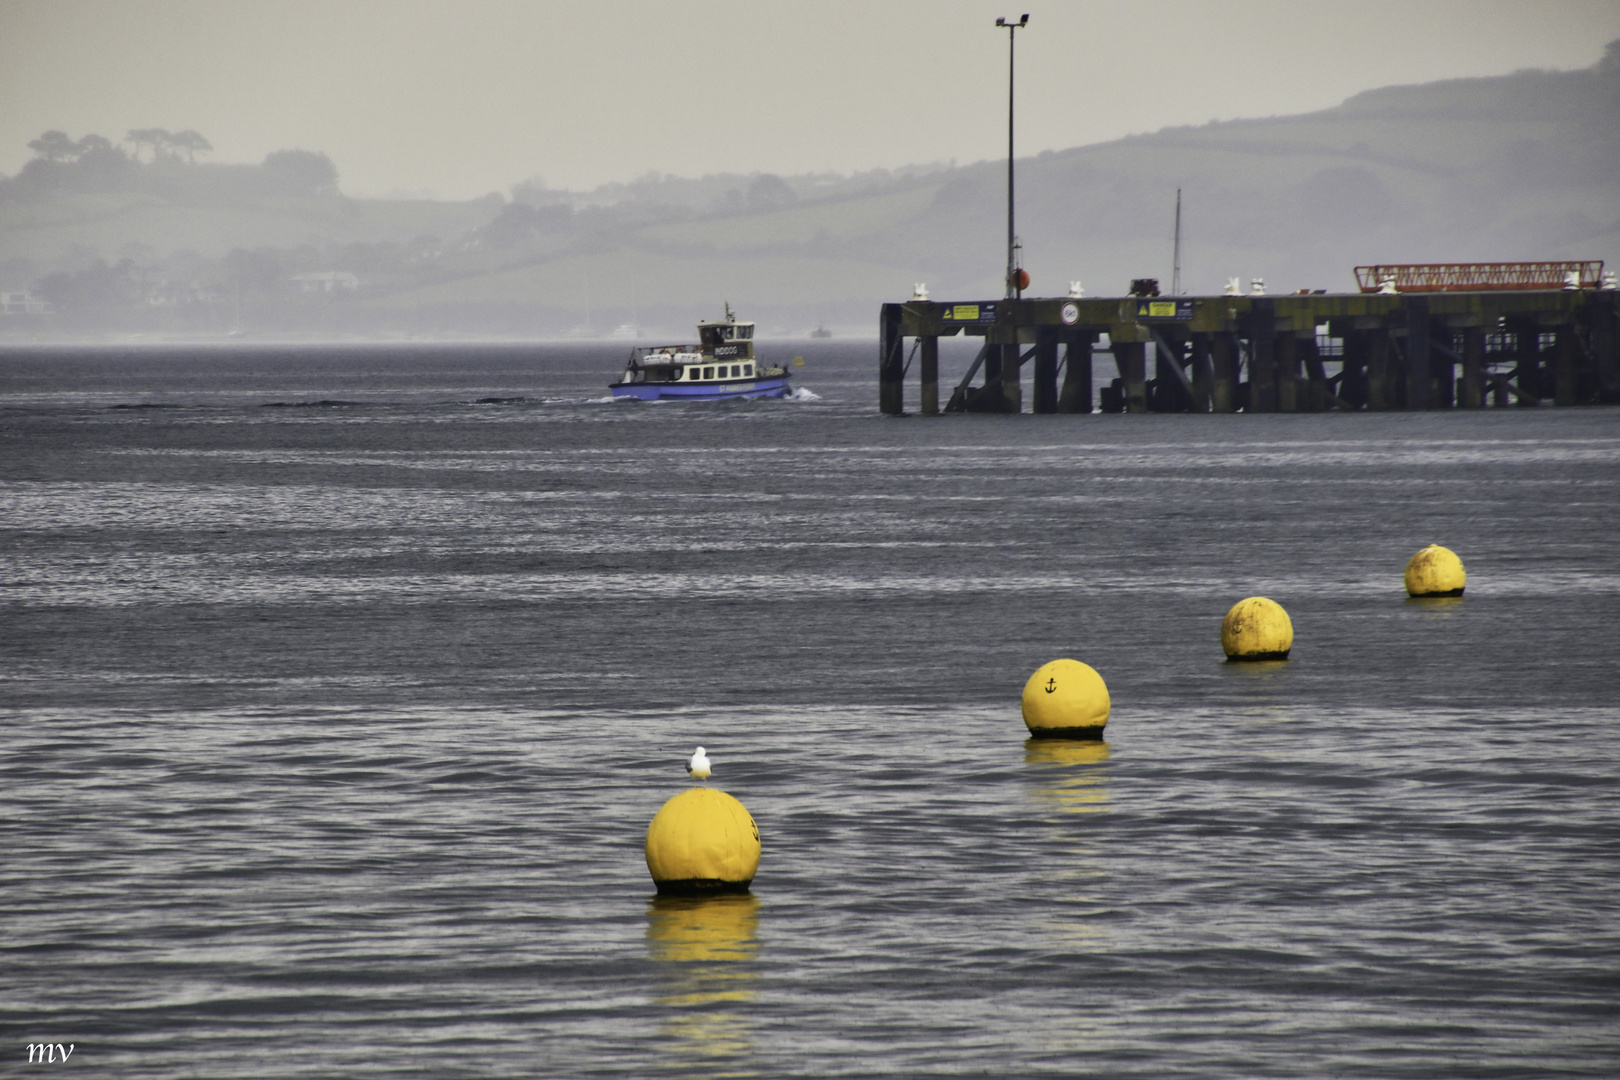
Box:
[609,307,791,401]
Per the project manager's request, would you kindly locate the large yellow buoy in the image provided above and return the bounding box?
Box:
[1021,658,1109,739]
[1221,596,1293,661]
[1404,544,1466,597]
[645,788,760,896]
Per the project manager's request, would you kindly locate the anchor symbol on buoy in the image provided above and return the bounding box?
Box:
[1044,677,1057,694]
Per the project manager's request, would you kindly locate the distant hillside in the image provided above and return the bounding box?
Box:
[953,41,1620,297]
[2,45,1615,337]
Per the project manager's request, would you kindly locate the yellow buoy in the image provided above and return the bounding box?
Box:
[1021,658,1109,739]
[1404,544,1466,597]
[1221,596,1293,661]
[645,788,760,896]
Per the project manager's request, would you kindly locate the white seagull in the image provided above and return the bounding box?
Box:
[686,746,712,783]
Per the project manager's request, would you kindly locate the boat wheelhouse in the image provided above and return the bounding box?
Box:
[609,306,792,401]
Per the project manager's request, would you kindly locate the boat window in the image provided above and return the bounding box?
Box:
[704,366,714,379]
[745,364,753,377]
[738,326,753,340]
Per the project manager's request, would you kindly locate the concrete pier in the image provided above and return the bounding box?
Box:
[879,285,1619,414]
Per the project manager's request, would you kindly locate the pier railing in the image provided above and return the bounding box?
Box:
[1353,262,1605,293]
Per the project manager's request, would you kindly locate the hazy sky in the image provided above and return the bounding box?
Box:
[3,0,1618,200]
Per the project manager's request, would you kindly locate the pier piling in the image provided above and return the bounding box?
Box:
[920,336,939,415]
[1033,327,1059,414]
[1056,333,1094,413]
[884,274,1617,415]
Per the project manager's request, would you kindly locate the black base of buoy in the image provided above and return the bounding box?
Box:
[1409,588,1464,598]
[1026,725,1107,740]
[1226,650,1291,662]
[654,878,754,897]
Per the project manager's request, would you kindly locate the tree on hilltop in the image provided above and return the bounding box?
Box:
[171,130,212,163]
[484,200,573,247]
[745,173,797,212]
[261,149,339,196]
[17,131,134,192]
[28,131,82,162]
[26,131,125,165]
[72,134,115,157]
[124,128,172,162]
[123,128,212,163]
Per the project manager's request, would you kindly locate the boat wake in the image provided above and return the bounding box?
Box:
[784,386,822,402]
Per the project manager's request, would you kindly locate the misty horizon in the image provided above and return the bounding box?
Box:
[4,0,1620,200]
[3,5,1617,338]
[6,41,1616,206]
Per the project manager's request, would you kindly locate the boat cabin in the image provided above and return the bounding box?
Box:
[608,306,790,398]
[617,344,762,385]
[616,305,766,385]
[698,317,755,363]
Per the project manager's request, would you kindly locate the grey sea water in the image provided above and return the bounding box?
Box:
[2,341,1617,1077]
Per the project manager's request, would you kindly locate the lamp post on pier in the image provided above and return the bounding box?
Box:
[996,14,1029,299]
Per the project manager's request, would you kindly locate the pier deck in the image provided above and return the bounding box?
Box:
[878,288,1619,414]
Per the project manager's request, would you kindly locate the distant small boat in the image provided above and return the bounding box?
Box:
[610,306,791,401]
[810,326,832,338]
[609,323,640,340]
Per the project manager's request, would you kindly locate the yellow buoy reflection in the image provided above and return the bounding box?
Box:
[1219,657,1291,681]
[1024,738,1111,768]
[660,1011,754,1064]
[647,894,761,1067]
[647,893,760,965]
[1407,595,1464,615]
[1024,738,1112,814]
[1022,739,1112,954]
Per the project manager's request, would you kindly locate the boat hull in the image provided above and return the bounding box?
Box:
[610,375,792,401]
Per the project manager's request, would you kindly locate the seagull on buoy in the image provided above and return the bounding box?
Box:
[686,746,712,784]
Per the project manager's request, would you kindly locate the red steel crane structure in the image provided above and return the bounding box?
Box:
[1354,261,1605,293]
